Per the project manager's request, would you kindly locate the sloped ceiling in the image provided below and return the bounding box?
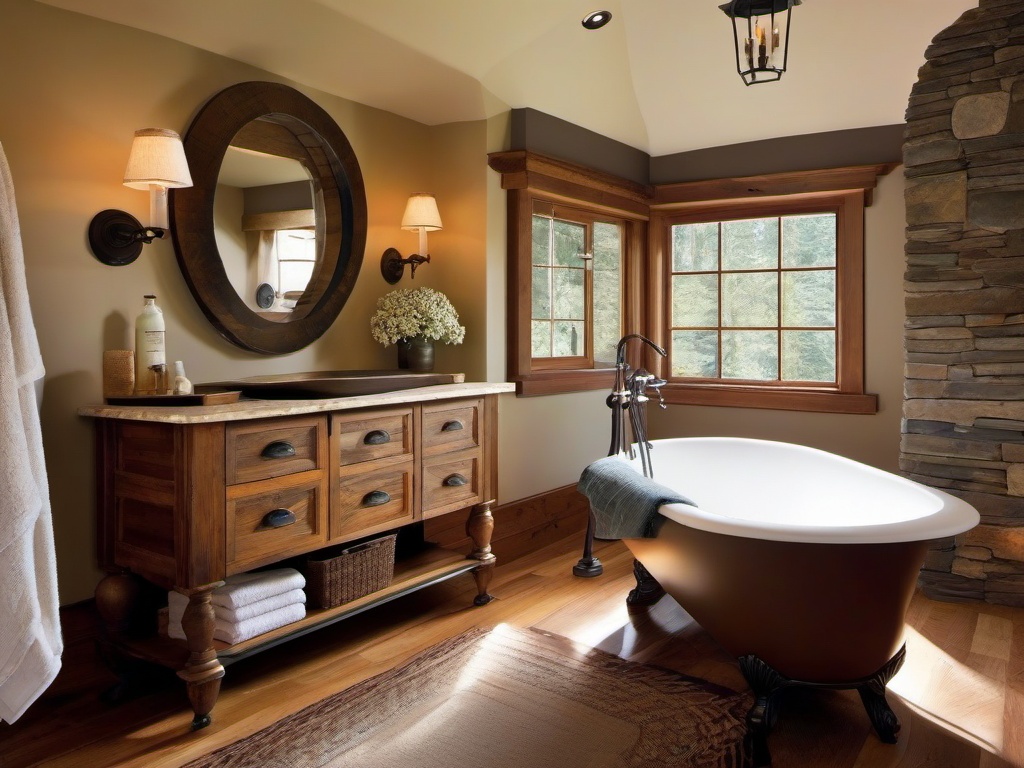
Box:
[38,0,976,156]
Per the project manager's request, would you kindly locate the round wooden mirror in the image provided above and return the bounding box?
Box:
[172,81,366,354]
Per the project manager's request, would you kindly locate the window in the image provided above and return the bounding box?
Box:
[530,203,622,368]
[654,185,879,413]
[670,212,838,382]
[492,151,887,406]
[274,228,317,305]
[489,150,648,396]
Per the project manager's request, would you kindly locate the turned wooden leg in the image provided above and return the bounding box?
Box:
[626,559,665,606]
[95,570,162,704]
[95,570,150,636]
[466,500,496,606]
[175,584,226,730]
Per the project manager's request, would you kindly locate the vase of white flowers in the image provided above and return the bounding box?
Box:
[370,287,466,372]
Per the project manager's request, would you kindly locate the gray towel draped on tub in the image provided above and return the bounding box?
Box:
[577,456,696,540]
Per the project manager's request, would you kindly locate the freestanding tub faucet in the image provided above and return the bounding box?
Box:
[573,334,667,578]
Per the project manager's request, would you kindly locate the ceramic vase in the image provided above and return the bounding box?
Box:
[397,336,435,372]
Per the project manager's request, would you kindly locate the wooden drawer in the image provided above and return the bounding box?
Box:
[226,416,325,485]
[421,400,480,457]
[227,475,327,572]
[333,462,415,539]
[334,408,414,466]
[421,450,482,518]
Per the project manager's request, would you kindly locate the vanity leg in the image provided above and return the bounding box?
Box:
[95,570,160,703]
[466,500,496,606]
[175,584,226,730]
[95,570,152,635]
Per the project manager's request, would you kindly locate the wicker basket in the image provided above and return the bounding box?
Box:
[304,534,397,609]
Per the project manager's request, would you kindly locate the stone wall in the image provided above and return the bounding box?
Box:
[903,0,1024,606]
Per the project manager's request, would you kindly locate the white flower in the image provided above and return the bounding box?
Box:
[370,287,466,347]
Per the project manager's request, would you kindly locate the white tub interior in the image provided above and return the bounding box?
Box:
[624,437,979,544]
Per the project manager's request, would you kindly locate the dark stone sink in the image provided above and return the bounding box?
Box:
[196,370,464,399]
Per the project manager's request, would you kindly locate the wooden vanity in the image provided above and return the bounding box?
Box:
[79,382,513,728]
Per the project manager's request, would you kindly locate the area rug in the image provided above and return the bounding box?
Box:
[185,624,750,768]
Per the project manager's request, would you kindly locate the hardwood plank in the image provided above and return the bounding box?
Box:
[4,536,1023,768]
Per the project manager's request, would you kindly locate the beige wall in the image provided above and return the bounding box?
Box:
[649,169,909,472]
[0,0,487,604]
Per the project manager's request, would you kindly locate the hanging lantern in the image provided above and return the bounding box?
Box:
[720,0,800,86]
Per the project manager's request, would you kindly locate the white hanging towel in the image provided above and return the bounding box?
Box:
[0,140,62,723]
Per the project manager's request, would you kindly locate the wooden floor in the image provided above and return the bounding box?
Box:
[2,535,1022,768]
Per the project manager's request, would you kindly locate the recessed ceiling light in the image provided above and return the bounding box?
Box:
[582,10,612,30]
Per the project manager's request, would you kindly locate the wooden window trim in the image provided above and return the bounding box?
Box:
[489,150,649,397]
[650,189,878,415]
[489,151,890,408]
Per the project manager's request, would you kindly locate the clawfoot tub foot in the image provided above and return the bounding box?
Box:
[626,559,666,606]
[738,646,907,764]
[739,655,787,767]
[857,644,906,743]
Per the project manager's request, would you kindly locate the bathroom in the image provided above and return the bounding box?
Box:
[1,0,1021,766]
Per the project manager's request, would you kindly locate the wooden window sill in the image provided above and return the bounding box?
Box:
[513,368,616,397]
[662,383,878,414]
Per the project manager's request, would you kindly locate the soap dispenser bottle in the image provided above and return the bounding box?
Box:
[134,294,166,394]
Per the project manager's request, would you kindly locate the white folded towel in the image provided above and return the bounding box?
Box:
[168,602,306,645]
[209,568,305,610]
[168,588,306,625]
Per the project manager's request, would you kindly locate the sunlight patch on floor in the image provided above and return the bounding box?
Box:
[889,624,1004,754]
[560,600,634,652]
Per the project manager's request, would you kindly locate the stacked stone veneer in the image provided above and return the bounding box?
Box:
[903,0,1024,606]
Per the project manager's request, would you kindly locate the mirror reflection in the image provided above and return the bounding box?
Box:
[214,116,327,321]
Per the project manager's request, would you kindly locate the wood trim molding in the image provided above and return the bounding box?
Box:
[488,150,652,217]
[652,163,896,208]
[424,483,590,563]
[662,384,878,414]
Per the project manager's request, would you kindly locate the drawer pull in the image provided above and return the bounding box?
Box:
[361,490,392,507]
[261,441,296,460]
[441,420,464,432]
[443,473,468,487]
[260,508,296,529]
[363,429,391,446]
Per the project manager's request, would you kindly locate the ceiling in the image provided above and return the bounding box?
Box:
[38,0,978,157]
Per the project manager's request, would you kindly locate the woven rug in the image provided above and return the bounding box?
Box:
[186,624,750,768]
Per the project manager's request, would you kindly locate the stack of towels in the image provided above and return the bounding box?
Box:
[168,568,306,645]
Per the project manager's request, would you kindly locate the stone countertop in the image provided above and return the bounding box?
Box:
[78,382,516,424]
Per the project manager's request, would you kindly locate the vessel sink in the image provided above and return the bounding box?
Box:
[196,370,464,399]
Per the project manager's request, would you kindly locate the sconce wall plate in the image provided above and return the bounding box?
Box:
[381,247,430,284]
[88,209,165,266]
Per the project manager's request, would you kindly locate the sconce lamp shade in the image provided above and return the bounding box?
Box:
[400,193,442,232]
[89,127,193,266]
[123,128,193,190]
[382,193,440,283]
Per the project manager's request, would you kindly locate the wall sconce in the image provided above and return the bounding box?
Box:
[720,0,800,86]
[88,128,193,266]
[380,193,442,284]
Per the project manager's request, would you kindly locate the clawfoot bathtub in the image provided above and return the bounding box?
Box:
[608,438,979,764]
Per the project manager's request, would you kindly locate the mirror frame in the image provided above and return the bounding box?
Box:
[172,81,367,354]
